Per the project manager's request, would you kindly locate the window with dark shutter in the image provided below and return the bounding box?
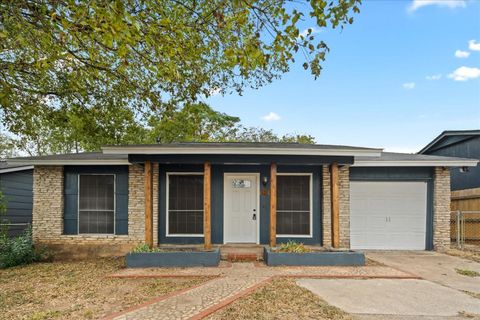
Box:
[277,175,311,236]
[78,174,115,234]
[167,174,204,235]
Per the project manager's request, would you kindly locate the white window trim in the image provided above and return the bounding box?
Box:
[77,173,116,235]
[166,172,204,237]
[276,172,313,238]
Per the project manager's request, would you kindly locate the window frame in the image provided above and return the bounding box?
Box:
[166,172,204,237]
[276,172,313,238]
[77,173,116,235]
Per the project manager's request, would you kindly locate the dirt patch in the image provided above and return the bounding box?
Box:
[0,258,209,320]
[207,278,351,320]
[447,246,480,263]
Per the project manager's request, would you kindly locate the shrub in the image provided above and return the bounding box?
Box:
[0,227,53,269]
[277,240,312,253]
[130,243,163,253]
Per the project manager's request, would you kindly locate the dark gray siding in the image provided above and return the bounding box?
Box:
[350,167,434,250]
[64,166,129,235]
[158,164,323,245]
[423,136,480,190]
[0,170,33,237]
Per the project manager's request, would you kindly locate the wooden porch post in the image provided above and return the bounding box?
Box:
[144,160,153,248]
[203,162,212,250]
[330,162,340,248]
[270,163,277,247]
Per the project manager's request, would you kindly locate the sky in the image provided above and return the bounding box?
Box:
[205,0,480,153]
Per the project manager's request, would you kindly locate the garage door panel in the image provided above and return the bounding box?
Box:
[350,181,427,250]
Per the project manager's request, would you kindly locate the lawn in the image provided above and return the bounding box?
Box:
[447,245,480,263]
[207,278,351,320]
[0,259,209,320]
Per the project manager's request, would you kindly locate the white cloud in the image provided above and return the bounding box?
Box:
[402,82,416,90]
[299,27,321,38]
[448,66,480,81]
[261,112,281,122]
[455,50,470,58]
[469,40,480,51]
[425,74,442,80]
[408,0,466,12]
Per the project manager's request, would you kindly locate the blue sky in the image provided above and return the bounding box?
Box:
[206,0,480,153]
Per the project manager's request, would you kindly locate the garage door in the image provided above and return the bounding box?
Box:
[350,181,427,250]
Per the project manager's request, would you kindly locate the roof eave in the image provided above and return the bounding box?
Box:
[352,160,479,167]
[102,146,382,157]
[0,165,34,174]
[5,159,131,166]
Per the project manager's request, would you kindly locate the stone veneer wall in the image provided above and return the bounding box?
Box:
[338,166,350,249]
[433,167,451,251]
[321,165,350,249]
[322,166,332,247]
[32,166,64,241]
[31,164,161,258]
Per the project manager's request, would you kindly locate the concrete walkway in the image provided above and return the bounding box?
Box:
[367,251,480,294]
[105,262,414,320]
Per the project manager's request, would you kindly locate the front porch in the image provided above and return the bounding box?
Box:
[138,157,350,251]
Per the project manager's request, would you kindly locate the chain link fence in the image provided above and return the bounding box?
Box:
[451,210,480,248]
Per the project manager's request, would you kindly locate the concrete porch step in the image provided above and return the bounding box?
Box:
[220,244,265,261]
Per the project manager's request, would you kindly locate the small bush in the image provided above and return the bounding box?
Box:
[130,243,163,253]
[0,227,53,269]
[277,240,312,253]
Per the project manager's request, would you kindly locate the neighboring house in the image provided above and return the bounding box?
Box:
[5,143,478,256]
[419,130,480,191]
[0,162,34,237]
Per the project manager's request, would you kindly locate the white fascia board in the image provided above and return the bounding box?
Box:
[0,166,34,174]
[5,160,130,166]
[353,160,479,167]
[102,146,382,157]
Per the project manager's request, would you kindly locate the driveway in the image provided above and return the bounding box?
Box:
[297,278,480,319]
[367,251,480,294]
[297,251,480,319]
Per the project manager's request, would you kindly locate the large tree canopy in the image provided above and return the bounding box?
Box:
[0,0,359,152]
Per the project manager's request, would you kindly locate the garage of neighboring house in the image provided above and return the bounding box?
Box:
[0,164,34,237]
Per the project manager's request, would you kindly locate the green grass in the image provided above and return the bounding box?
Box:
[455,268,480,277]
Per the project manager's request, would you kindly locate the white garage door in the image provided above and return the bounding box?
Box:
[350,181,427,250]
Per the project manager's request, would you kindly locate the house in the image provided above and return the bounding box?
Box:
[419,130,480,191]
[5,143,478,256]
[0,162,34,237]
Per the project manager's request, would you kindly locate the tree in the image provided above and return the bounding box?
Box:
[231,126,315,143]
[1,0,360,144]
[148,102,240,143]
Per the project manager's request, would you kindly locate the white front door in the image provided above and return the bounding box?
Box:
[224,174,259,243]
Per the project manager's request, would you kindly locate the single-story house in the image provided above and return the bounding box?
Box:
[0,162,34,237]
[419,130,480,191]
[5,143,478,256]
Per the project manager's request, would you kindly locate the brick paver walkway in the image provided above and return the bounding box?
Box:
[105,262,418,320]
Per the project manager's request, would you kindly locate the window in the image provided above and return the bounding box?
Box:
[78,175,115,234]
[167,173,204,236]
[277,174,311,236]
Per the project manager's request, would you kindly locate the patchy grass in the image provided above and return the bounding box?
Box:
[462,291,480,300]
[455,268,480,277]
[0,258,209,320]
[447,246,480,263]
[207,278,351,320]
